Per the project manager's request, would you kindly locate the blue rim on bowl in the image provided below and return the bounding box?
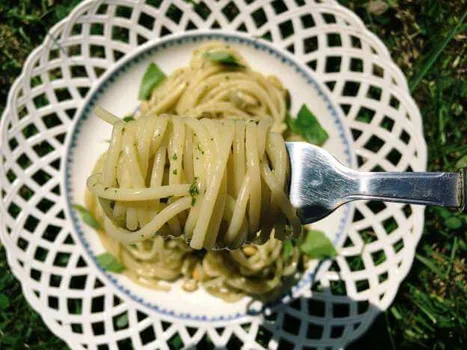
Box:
[63,31,357,322]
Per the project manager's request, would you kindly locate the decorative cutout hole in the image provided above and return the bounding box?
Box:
[367,201,386,214]
[96,4,108,14]
[168,333,184,350]
[67,298,82,315]
[33,140,54,157]
[166,4,183,22]
[387,148,402,166]
[32,169,52,185]
[372,63,384,78]
[272,1,288,14]
[301,14,315,28]
[90,23,104,35]
[380,116,395,131]
[342,81,360,96]
[333,303,350,318]
[138,12,155,30]
[92,295,105,313]
[363,135,384,153]
[140,325,156,345]
[24,215,39,233]
[279,20,294,39]
[346,255,364,272]
[222,1,240,22]
[304,36,318,53]
[33,93,50,109]
[371,250,387,265]
[307,323,323,339]
[34,246,49,262]
[367,85,382,101]
[17,154,32,170]
[358,228,378,244]
[325,56,341,73]
[54,252,71,267]
[400,129,411,144]
[111,26,130,43]
[322,13,336,23]
[283,313,300,335]
[383,217,399,233]
[308,299,325,317]
[327,33,342,47]
[356,279,370,292]
[331,325,345,338]
[71,65,87,78]
[193,2,211,20]
[350,57,363,72]
[350,35,362,48]
[115,5,132,19]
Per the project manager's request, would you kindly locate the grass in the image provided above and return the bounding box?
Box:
[0,0,466,349]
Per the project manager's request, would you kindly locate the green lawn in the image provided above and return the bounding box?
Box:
[0,1,466,349]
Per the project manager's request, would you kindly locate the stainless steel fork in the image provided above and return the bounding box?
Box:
[286,142,466,224]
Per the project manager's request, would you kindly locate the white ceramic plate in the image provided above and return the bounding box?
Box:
[0,1,427,348]
[65,31,356,322]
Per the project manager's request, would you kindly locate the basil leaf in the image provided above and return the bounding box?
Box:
[283,239,293,259]
[96,252,125,273]
[138,63,166,101]
[288,104,329,146]
[72,204,101,230]
[300,230,336,259]
[122,115,135,122]
[204,51,242,66]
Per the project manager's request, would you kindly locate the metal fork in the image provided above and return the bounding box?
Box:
[286,142,466,224]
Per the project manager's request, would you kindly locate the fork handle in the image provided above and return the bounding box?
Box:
[348,168,466,210]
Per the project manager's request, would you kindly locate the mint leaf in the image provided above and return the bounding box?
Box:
[288,104,329,146]
[203,51,242,66]
[96,252,125,273]
[139,63,166,100]
[300,230,336,259]
[122,115,135,122]
[72,204,101,230]
[283,239,293,259]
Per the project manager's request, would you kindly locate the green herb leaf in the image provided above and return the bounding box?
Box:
[291,104,329,146]
[138,63,166,101]
[96,252,125,273]
[122,115,135,122]
[72,204,101,230]
[444,216,462,230]
[283,239,293,259]
[203,51,242,66]
[299,230,336,259]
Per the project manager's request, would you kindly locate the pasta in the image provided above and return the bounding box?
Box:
[87,115,301,250]
[140,42,288,133]
[85,42,308,301]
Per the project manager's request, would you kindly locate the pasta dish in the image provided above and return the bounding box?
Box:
[83,42,330,302]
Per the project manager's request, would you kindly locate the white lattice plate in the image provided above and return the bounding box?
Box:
[65,30,356,322]
[0,1,427,349]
